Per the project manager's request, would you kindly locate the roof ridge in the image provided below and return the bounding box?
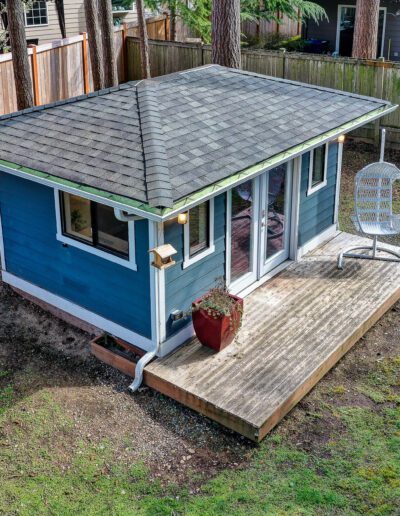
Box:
[225,66,391,105]
[136,80,173,208]
[0,81,140,122]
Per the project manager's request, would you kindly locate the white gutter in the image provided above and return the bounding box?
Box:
[113,208,144,222]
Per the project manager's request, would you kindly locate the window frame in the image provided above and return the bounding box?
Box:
[54,190,137,271]
[25,0,49,27]
[183,198,215,269]
[307,143,329,196]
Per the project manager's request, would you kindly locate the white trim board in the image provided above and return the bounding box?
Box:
[183,198,215,269]
[54,189,138,270]
[307,144,329,196]
[297,225,339,259]
[2,271,155,353]
[0,207,6,272]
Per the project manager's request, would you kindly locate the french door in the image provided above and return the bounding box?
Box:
[228,161,292,294]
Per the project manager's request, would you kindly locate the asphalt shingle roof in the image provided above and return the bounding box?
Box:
[0,65,393,208]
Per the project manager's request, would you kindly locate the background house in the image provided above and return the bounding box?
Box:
[304,0,400,61]
[22,0,139,45]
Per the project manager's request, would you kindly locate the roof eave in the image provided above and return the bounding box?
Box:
[0,103,396,223]
[159,103,398,220]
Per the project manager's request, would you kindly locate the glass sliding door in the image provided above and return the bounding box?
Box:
[259,163,292,277]
[337,6,386,58]
[227,161,293,294]
[228,179,258,292]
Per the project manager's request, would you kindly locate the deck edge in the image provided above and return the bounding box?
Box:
[256,284,400,442]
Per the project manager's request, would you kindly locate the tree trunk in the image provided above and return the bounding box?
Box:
[352,0,380,59]
[6,0,33,110]
[55,0,67,39]
[136,0,151,79]
[169,1,176,42]
[98,0,118,88]
[84,0,104,91]
[212,0,241,68]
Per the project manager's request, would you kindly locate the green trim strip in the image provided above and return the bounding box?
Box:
[159,104,397,217]
[0,159,163,217]
[0,104,396,221]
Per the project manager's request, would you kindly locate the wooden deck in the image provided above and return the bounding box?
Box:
[144,232,400,442]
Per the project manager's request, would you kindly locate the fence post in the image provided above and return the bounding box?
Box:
[164,15,168,41]
[28,44,40,106]
[374,63,386,148]
[122,23,128,81]
[80,32,90,94]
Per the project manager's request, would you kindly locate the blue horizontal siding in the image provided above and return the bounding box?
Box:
[0,173,152,338]
[164,193,226,337]
[298,143,338,247]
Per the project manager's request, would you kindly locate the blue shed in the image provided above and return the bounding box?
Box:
[0,65,395,386]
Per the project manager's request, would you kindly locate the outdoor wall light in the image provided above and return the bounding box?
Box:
[177,212,188,225]
[338,134,346,144]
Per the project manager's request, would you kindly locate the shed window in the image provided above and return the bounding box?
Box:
[59,192,132,263]
[308,144,328,195]
[183,199,215,268]
[25,1,48,26]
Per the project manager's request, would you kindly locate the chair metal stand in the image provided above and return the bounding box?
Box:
[338,236,400,269]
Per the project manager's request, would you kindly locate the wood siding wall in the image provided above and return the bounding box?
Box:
[24,0,139,44]
[126,38,400,148]
[298,144,338,247]
[0,173,152,338]
[164,193,226,338]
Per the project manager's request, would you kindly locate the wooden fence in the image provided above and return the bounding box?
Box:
[0,16,170,117]
[127,38,400,147]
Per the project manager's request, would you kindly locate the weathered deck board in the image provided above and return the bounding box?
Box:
[145,232,400,441]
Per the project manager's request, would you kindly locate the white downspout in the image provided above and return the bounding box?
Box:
[117,217,163,392]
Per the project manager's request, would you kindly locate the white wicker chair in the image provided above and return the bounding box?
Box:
[338,161,400,269]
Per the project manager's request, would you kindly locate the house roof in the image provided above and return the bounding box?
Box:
[0,65,395,211]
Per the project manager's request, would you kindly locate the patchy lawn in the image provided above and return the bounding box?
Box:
[1,142,400,515]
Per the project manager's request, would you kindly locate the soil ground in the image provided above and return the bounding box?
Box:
[0,141,399,515]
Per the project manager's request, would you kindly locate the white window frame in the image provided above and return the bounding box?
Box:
[25,0,49,27]
[54,189,137,271]
[335,4,387,58]
[307,143,329,196]
[183,198,215,269]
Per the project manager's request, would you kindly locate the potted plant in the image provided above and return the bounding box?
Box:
[191,285,243,352]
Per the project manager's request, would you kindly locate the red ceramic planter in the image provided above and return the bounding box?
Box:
[192,294,243,352]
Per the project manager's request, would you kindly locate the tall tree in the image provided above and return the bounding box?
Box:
[54,0,66,39]
[212,0,241,68]
[84,0,104,91]
[98,0,118,87]
[6,0,33,109]
[136,0,151,78]
[180,0,326,44]
[352,0,380,59]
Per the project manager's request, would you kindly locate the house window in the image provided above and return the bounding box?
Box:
[308,144,328,195]
[56,191,136,270]
[25,1,48,26]
[183,199,215,268]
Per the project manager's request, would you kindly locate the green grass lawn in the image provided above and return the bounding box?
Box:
[1,351,399,515]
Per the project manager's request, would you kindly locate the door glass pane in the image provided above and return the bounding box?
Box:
[339,7,355,57]
[96,204,129,257]
[231,180,253,282]
[266,165,287,260]
[62,192,93,243]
